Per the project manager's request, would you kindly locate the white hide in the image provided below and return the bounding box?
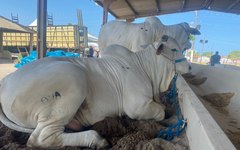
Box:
[0,37,189,149]
[99,16,200,53]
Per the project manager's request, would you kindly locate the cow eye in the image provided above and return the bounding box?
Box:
[171,49,177,52]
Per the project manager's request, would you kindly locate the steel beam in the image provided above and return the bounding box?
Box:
[227,0,240,11]
[125,0,138,15]
[37,0,47,59]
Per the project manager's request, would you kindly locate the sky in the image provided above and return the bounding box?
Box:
[0,0,240,56]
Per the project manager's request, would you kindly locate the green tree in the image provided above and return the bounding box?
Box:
[189,34,196,42]
[228,51,240,60]
[193,51,200,57]
[202,52,213,57]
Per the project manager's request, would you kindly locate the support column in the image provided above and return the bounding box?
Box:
[29,33,33,51]
[102,0,113,25]
[0,31,3,52]
[190,49,194,62]
[37,0,47,59]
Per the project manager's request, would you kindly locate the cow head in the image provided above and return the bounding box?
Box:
[176,22,200,52]
[153,35,191,74]
[145,16,201,53]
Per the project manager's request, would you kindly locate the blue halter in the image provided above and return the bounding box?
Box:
[175,58,187,63]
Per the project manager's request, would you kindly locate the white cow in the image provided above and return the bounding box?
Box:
[0,36,189,149]
[99,16,200,53]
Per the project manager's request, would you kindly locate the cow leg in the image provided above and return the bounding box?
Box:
[26,71,108,148]
[27,123,108,149]
[27,103,109,149]
[125,99,165,121]
[61,130,109,148]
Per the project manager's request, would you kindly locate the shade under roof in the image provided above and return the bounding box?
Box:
[95,0,240,20]
[0,16,34,33]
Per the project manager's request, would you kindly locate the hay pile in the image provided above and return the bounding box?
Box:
[201,93,234,107]
[182,73,207,86]
[0,116,189,150]
[227,130,240,149]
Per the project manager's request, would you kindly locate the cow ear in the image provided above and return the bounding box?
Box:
[189,28,201,35]
[156,44,164,55]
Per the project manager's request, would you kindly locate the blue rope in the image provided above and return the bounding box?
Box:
[157,74,187,141]
[157,118,187,140]
[165,75,178,103]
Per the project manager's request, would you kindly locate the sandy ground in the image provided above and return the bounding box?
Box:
[0,59,16,80]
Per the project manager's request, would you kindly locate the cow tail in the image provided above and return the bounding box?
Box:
[0,102,34,133]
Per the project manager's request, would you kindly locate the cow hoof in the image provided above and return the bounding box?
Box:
[27,136,36,147]
[95,139,110,150]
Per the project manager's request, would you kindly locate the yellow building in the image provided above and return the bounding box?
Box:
[3,25,88,50]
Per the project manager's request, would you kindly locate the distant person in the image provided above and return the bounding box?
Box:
[89,46,94,57]
[94,49,100,58]
[210,51,221,66]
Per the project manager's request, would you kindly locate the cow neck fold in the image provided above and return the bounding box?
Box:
[133,45,175,101]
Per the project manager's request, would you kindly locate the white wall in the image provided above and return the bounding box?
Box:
[190,64,240,129]
[177,76,236,150]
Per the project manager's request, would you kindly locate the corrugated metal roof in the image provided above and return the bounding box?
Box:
[0,16,34,33]
[95,0,240,20]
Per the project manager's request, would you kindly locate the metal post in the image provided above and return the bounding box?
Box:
[102,0,108,25]
[37,0,47,59]
[102,0,114,25]
[0,31,3,51]
[29,33,33,51]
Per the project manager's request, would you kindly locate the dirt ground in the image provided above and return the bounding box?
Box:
[0,116,189,150]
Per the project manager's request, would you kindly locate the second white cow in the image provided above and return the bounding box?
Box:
[99,16,200,54]
[0,35,190,149]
